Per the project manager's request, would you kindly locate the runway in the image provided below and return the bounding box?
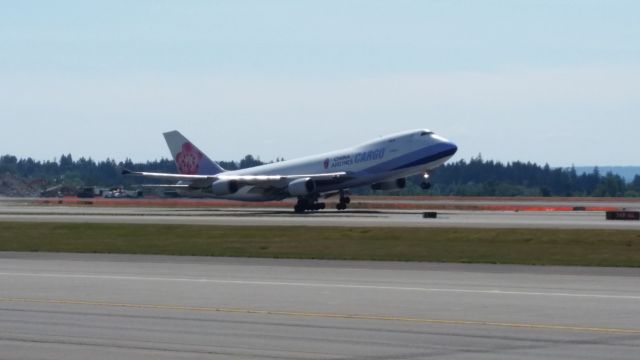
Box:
[1,252,639,359]
[1,199,640,229]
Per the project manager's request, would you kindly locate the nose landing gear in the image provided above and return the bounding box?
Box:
[421,172,431,190]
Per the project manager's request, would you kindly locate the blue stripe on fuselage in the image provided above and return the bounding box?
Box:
[358,143,455,174]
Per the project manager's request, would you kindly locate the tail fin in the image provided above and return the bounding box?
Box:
[163,130,225,175]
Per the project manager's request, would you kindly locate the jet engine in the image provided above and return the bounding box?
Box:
[371,178,406,191]
[288,178,316,196]
[210,179,239,195]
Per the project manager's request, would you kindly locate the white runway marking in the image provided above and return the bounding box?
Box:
[1,271,639,300]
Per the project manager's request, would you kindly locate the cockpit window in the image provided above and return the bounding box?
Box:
[420,131,434,136]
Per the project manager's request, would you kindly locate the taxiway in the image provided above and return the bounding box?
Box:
[1,253,639,359]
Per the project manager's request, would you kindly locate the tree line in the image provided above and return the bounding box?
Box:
[422,155,639,197]
[1,153,639,197]
[0,154,268,191]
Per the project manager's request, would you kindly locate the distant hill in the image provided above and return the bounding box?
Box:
[574,167,640,182]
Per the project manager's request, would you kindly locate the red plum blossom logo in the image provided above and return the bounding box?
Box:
[176,143,203,174]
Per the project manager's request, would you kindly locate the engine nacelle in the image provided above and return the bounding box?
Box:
[371,178,406,191]
[288,178,316,196]
[210,179,239,196]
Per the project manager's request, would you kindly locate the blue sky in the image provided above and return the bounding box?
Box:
[1,1,639,165]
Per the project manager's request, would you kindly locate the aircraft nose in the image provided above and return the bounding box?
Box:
[429,133,458,156]
[447,141,458,155]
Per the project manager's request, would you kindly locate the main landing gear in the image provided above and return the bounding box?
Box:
[294,196,326,213]
[336,190,351,211]
[293,190,351,213]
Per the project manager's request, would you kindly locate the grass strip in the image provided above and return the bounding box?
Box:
[1,222,639,266]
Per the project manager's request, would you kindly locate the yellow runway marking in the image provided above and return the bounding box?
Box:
[1,296,639,335]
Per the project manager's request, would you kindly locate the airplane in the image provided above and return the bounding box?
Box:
[122,129,458,212]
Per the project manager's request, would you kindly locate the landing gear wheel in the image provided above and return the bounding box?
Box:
[336,190,350,211]
[293,197,325,213]
[294,198,308,213]
[420,182,431,190]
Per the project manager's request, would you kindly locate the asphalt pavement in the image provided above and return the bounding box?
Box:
[1,200,640,229]
[1,253,639,359]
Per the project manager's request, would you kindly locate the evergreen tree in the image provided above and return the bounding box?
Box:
[0,153,637,197]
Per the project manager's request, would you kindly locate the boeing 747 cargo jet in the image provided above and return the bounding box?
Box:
[123,129,458,212]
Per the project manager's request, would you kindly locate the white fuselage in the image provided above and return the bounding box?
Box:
[202,129,457,201]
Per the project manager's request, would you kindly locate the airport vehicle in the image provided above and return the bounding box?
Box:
[123,129,458,212]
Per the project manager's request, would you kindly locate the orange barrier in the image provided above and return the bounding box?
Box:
[36,197,293,208]
[357,195,640,203]
[344,202,617,212]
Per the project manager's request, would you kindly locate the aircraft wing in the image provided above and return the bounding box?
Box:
[122,169,215,181]
[122,168,348,189]
[218,172,347,182]
[121,169,217,188]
